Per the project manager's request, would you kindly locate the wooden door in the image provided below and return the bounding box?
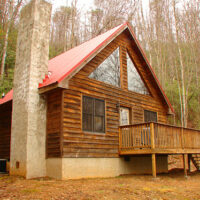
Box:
[120,107,130,125]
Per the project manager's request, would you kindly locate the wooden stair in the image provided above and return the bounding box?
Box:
[191,154,200,170]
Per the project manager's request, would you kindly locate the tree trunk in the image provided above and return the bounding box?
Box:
[0,25,9,80]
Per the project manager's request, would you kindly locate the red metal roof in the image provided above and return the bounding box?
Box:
[0,22,174,113]
[0,89,13,105]
[39,23,127,88]
[0,23,126,105]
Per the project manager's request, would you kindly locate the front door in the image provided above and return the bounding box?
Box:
[120,107,130,125]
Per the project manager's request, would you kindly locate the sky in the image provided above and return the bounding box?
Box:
[51,0,95,11]
[51,0,149,12]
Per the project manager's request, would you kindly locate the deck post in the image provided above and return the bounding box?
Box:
[188,154,191,172]
[152,153,157,178]
[183,154,188,177]
[150,123,155,149]
[150,123,156,178]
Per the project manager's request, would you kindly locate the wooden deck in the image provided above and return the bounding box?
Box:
[119,122,200,177]
[119,122,200,155]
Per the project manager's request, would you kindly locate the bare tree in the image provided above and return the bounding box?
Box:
[0,0,24,80]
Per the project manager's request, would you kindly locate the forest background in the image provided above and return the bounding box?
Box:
[0,0,199,129]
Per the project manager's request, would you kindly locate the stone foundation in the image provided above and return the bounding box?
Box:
[46,156,168,180]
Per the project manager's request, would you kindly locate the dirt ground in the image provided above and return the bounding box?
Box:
[0,170,200,200]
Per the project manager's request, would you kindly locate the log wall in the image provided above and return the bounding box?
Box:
[60,31,169,158]
[46,89,62,158]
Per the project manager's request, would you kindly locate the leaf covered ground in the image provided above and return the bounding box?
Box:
[0,170,200,200]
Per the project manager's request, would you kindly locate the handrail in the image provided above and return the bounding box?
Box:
[152,122,200,132]
[119,122,200,152]
[121,121,200,132]
[120,122,151,128]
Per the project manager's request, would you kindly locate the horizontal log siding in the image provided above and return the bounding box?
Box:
[46,89,62,158]
[0,102,12,159]
[62,32,168,158]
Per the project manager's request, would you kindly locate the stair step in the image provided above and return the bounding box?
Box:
[191,154,200,171]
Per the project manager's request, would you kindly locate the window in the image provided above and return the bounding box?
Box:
[89,48,120,87]
[127,52,150,95]
[82,96,105,133]
[144,110,157,122]
[120,107,130,125]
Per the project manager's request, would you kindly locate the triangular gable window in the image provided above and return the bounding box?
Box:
[89,48,120,87]
[127,53,150,95]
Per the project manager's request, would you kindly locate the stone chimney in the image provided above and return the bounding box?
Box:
[10,0,52,179]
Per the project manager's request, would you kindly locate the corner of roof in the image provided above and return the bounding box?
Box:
[57,22,129,84]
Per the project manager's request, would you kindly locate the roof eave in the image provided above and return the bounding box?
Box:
[57,23,129,85]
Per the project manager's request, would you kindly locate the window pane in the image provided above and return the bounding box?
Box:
[127,53,150,95]
[94,116,104,132]
[95,99,105,116]
[82,96,105,133]
[83,114,93,131]
[83,96,93,114]
[144,110,157,122]
[89,48,120,87]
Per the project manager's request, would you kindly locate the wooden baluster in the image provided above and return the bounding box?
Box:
[137,126,138,147]
[179,128,182,148]
[127,128,129,148]
[134,126,136,147]
[124,128,127,148]
[171,127,173,148]
[147,124,150,147]
[131,126,133,148]
[140,125,144,148]
[142,125,144,147]
[175,128,178,148]
[139,125,141,148]
[181,127,184,149]
[123,128,125,148]
[129,127,131,148]
[160,125,163,148]
[128,127,130,148]
[145,124,147,147]
[156,124,159,148]
[157,124,159,148]
[119,127,122,151]
[122,128,123,148]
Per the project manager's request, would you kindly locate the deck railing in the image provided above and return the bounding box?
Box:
[119,122,200,154]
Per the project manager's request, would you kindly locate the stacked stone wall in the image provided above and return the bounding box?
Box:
[10,0,52,179]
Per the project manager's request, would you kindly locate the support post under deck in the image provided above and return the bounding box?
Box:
[188,154,191,172]
[152,153,157,178]
[183,154,188,177]
[150,123,156,178]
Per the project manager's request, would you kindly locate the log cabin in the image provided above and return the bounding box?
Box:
[0,0,200,179]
